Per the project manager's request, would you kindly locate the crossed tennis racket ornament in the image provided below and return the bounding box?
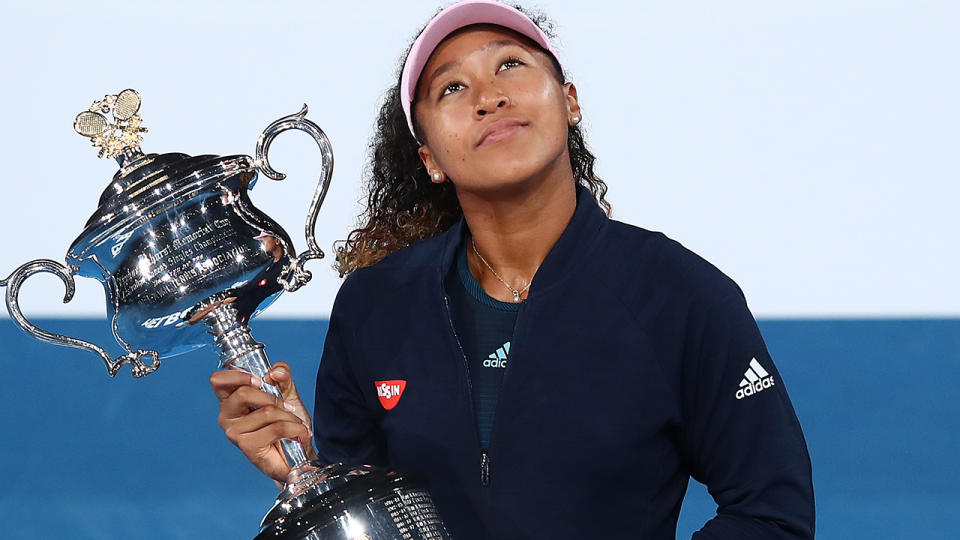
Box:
[0,89,451,540]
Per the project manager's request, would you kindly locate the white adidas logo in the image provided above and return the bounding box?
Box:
[483,341,510,368]
[735,357,775,400]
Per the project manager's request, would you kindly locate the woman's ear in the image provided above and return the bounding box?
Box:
[563,82,581,123]
[418,145,447,183]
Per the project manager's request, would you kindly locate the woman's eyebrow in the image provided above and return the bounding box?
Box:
[425,38,522,88]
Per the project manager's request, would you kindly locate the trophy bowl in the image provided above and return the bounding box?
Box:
[0,90,451,540]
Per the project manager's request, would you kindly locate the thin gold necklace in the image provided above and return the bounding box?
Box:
[471,238,532,303]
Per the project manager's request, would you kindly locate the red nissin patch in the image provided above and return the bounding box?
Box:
[375,380,407,410]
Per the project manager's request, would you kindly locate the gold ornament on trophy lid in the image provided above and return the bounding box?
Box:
[73,88,148,159]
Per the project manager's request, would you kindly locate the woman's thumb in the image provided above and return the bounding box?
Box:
[266,361,302,406]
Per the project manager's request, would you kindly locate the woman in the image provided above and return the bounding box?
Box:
[210,1,815,538]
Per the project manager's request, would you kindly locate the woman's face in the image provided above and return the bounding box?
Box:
[413,25,579,194]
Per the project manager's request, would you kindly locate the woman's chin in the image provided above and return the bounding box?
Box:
[456,172,548,198]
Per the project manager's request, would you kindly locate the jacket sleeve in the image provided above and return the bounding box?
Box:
[312,285,387,466]
[682,281,815,539]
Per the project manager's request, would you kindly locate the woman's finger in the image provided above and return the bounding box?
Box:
[219,384,297,420]
[210,368,262,400]
[235,421,312,483]
[223,405,311,442]
[235,421,312,459]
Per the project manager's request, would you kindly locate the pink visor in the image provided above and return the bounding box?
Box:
[400,0,562,141]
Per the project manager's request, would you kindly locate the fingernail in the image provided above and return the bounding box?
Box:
[272,368,286,377]
[251,375,262,387]
[283,401,296,412]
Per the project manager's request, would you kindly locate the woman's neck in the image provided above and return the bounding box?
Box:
[457,169,577,303]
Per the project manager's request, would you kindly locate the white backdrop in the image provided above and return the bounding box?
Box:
[1,0,956,318]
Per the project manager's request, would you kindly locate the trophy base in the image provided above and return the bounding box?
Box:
[256,461,450,540]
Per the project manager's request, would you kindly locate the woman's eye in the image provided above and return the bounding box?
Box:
[497,58,522,73]
[441,82,464,97]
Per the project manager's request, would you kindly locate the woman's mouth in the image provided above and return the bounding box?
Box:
[477,119,528,147]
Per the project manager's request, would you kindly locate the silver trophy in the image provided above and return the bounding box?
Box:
[0,89,450,540]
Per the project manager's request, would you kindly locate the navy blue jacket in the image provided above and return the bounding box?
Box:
[313,186,815,539]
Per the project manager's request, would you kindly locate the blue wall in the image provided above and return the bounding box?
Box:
[1,318,957,539]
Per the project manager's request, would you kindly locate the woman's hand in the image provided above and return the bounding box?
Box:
[209,361,317,484]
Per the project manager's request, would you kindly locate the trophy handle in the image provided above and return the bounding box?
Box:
[0,259,160,377]
[254,104,333,292]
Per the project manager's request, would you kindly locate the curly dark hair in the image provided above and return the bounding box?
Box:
[333,3,611,277]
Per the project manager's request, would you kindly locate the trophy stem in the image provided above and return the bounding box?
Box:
[201,302,309,468]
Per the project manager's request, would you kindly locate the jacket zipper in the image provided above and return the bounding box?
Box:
[480,450,490,487]
[443,294,490,487]
[482,300,525,488]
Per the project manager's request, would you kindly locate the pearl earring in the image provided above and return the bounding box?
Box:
[570,115,581,126]
[432,171,443,182]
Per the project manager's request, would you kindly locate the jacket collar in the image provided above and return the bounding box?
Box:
[434,184,608,299]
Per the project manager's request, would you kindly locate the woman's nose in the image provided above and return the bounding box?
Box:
[475,85,510,117]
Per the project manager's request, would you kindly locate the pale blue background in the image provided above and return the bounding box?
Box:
[0,0,957,318]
